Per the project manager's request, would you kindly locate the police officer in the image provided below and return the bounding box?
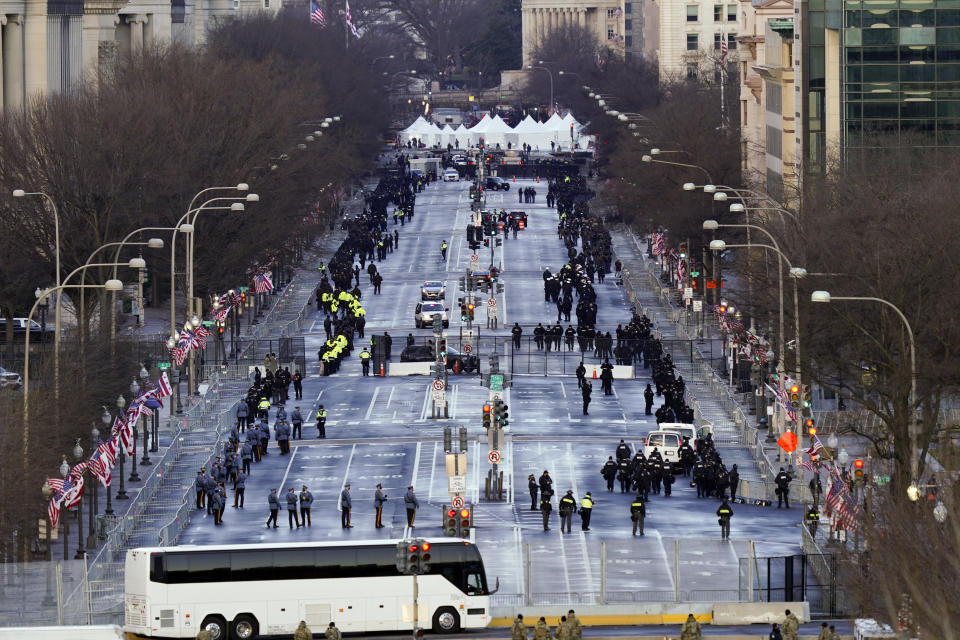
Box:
[601,456,618,492]
[276,420,291,455]
[404,486,419,526]
[644,384,655,415]
[717,498,733,539]
[805,503,820,537]
[340,484,352,528]
[266,488,280,528]
[615,439,631,461]
[291,406,303,440]
[559,490,577,533]
[211,483,225,525]
[440,241,448,259]
[195,470,207,509]
[581,379,592,415]
[775,467,792,508]
[512,323,523,350]
[298,485,313,526]
[316,405,327,438]
[375,483,387,528]
[579,492,593,531]
[234,471,246,508]
[540,492,552,531]
[528,474,539,510]
[630,495,646,536]
[359,348,371,376]
[575,361,586,388]
[241,440,253,475]
[286,488,301,528]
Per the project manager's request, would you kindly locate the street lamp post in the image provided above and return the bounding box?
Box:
[59,456,69,561]
[12,190,61,350]
[40,479,56,607]
[115,395,128,499]
[100,408,113,515]
[642,155,713,184]
[22,280,124,460]
[72,439,84,559]
[526,64,554,112]
[810,291,918,490]
[128,379,141,482]
[87,427,98,550]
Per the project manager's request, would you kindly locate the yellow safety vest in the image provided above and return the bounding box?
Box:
[360,351,371,360]
[580,497,593,509]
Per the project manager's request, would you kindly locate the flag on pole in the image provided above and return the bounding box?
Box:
[310,0,326,25]
[720,33,729,63]
[253,273,274,294]
[48,498,61,530]
[837,489,860,530]
[809,434,825,456]
[158,372,173,399]
[345,0,360,37]
[69,462,88,482]
[61,476,84,509]
[97,440,117,468]
[824,479,842,516]
[798,456,814,472]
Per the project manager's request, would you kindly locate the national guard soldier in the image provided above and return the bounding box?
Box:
[374,483,387,528]
[579,492,593,531]
[233,471,246,508]
[293,620,312,640]
[528,474,539,510]
[782,609,800,640]
[775,467,792,508]
[566,611,582,640]
[717,498,733,539]
[555,616,570,640]
[601,456,618,492]
[404,486,419,526]
[359,347,371,376]
[324,621,342,640]
[540,492,552,531]
[287,488,301,528]
[817,622,830,640]
[266,488,280,528]
[533,617,552,640]
[631,495,646,536]
[316,405,327,438]
[511,614,528,640]
[300,485,313,526]
[559,490,577,533]
[681,613,702,640]
[291,406,303,440]
[340,483,353,528]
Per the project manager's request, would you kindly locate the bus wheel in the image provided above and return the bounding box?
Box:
[200,615,228,640]
[231,613,259,640]
[432,607,460,633]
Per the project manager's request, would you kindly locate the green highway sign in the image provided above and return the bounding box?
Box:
[202,320,215,327]
[490,374,504,392]
[157,362,171,371]
[239,286,249,293]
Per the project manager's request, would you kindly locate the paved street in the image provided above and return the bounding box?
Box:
[178,177,803,599]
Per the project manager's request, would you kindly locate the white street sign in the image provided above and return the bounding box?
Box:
[463,343,473,354]
[487,297,497,306]
[488,450,502,464]
[683,287,693,300]
[448,475,466,493]
[452,495,465,509]
[489,390,504,403]
[432,378,446,391]
[432,388,446,404]
[693,300,703,312]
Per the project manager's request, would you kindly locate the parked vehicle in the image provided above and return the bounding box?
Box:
[643,430,682,465]
[400,345,479,374]
[659,423,713,450]
[0,317,56,343]
[484,177,509,191]
[443,168,460,182]
[0,367,23,391]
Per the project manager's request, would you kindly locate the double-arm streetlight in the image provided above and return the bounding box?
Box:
[810,291,918,491]
[12,189,61,341]
[643,156,713,184]
[527,63,554,112]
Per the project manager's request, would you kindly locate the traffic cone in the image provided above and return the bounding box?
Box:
[380,361,385,377]
[536,176,540,183]
[592,368,597,379]
[513,175,516,182]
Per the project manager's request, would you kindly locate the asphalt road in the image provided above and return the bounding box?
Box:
[179,177,804,601]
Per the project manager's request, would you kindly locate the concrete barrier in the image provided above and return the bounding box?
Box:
[489,603,711,627]
[388,362,432,376]
[712,601,810,625]
[583,364,635,380]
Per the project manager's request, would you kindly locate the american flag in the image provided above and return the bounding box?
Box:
[837,489,860,530]
[61,476,84,509]
[809,434,825,456]
[825,479,842,517]
[310,0,326,26]
[345,0,360,37]
[97,440,117,468]
[89,453,112,488]
[720,33,728,62]
[211,305,230,323]
[69,462,88,482]
[798,456,814,472]
[173,344,188,366]
[48,499,61,530]
[253,273,274,294]
[676,258,688,282]
[158,372,173,398]
[651,233,665,256]
[229,291,243,307]
[194,325,211,349]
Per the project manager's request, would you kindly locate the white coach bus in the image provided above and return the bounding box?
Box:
[124,539,493,640]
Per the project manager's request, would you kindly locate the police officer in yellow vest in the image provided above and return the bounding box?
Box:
[717,498,733,539]
[257,397,270,420]
[359,348,371,376]
[440,241,448,259]
[630,496,646,536]
[316,405,327,438]
[579,492,593,531]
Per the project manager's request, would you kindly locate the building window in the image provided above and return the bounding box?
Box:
[608,27,615,39]
[714,5,722,21]
[687,33,699,50]
[687,5,699,22]
[607,8,617,18]
[625,35,633,47]
[714,33,721,49]
[728,33,737,48]
[687,63,698,79]
[625,19,632,30]
[625,2,632,13]
[263,0,269,7]
[727,5,737,21]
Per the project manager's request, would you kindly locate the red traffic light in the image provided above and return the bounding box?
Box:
[460,509,470,518]
[853,459,864,469]
[408,545,418,552]
[421,542,431,551]
[483,405,491,413]
[790,385,800,394]
[447,509,456,517]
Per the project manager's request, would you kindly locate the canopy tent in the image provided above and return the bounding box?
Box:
[439,124,457,147]
[453,124,471,148]
[512,115,554,151]
[397,113,590,151]
[423,122,444,147]
[561,112,582,131]
[466,114,493,145]
[481,115,515,148]
[543,112,575,150]
[398,116,432,144]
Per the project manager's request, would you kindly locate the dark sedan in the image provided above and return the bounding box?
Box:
[400,344,480,374]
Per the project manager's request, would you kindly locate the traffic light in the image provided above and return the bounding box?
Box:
[494,403,509,427]
[460,303,468,321]
[496,282,504,293]
[457,506,472,537]
[444,508,458,536]
[482,404,492,430]
[854,458,864,484]
[443,427,452,452]
[217,323,225,339]
[483,238,489,247]
[439,339,447,359]
[396,541,408,572]
[240,291,246,305]
[805,418,816,436]
[495,238,503,247]
[789,384,800,408]
[459,278,465,292]
[679,242,688,259]
[802,384,812,410]
[467,302,475,320]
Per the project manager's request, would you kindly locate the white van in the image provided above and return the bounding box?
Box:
[643,430,682,463]
[659,423,713,450]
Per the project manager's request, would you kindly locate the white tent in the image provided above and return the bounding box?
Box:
[466,114,493,145]
[424,122,444,147]
[543,112,573,150]
[482,115,514,148]
[561,112,582,131]
[399,116,431,144]
[512,115,554,151]
[439,124,457,147]
[453,124,471,149]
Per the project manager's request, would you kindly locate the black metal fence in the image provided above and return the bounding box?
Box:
[739,553,853,618]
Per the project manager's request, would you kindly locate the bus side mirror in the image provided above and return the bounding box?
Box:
[489,576,500,594]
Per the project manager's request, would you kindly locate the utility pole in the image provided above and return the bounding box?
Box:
[430,315,448,418]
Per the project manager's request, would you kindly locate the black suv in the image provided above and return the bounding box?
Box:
[484,177,510,191]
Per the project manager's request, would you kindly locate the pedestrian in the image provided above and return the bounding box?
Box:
[559,490,576,533]
[512,614,528,640]
[768,623,783,640]
[566,611,582,640]
[266,488,280,528]
[375,483,387,528]
[717,498,733,539]
[359,347,371,376]
[540,492,552,531]
[630,495,646,536]
[286,488,301,528]
[579,492,593,531]
[293,620,312,640]
[528,474,539,510]
[775,467,792,508]
[340,483,353,528]
[299,485,313,526]
[324,622,342,640]
[729,464,740,501]
[781,609,800,640]
[680,613,702,640]
[404,486,419,526]
[234,471,246,508]
[316,405,327,438]
[533,616,552,640]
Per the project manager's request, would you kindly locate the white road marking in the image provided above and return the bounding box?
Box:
[337,444,356,512]
[279,446,300,494]
[653,530,678,593]
[364,387,380,421]
[428,441,438,502]
[410,441,422,490]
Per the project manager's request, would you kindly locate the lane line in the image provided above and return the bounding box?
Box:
[279,446,300,492]
[653,530,677,593]
[364,387,381,421]
[386,386,395,409]
[410,441,422,490]
[336,443,356,512]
